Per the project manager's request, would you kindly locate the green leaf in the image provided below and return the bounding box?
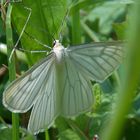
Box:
[11,0,67,65]
[113,21,128,40]
[0,126,12,140]
[58,129,81,140]
[85,1,127,34]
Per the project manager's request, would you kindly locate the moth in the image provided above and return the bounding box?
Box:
[3,40,123,134]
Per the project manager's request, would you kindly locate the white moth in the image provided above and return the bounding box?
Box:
[3,40,123,134]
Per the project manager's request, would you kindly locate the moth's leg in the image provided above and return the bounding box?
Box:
[8,1,32,61]
[19,48,48,53]
[24,31,52,50]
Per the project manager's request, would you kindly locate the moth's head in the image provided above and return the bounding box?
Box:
[53,40,64,49]
[53,40,60,47]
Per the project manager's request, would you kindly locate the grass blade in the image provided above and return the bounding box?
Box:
[6,3,19,140]
[100,1,140,139]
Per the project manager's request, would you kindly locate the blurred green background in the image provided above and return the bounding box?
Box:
[1,0,140,140]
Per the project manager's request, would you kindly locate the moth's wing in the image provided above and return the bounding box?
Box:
[3,53,55,113]
[61,55,94,116]
[67,42,123,82]
[28,61,59,134]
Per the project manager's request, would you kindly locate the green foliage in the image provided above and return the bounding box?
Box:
[11,0,67,65]
[0,0,139,140]
[0,126,12,140]
[58,129,81,140]
[113,21,128,40]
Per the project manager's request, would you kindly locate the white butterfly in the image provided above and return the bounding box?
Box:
[3,40,123,134]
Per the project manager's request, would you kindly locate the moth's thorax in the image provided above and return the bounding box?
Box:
[53,40,65,63]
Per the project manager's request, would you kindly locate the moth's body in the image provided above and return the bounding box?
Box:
[53,40,65,63]
[52,40,66,115]
[3,40,123,134]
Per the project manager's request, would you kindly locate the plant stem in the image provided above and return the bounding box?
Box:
[67,119,89,140]
[71,2,81,45]
[6,3,19,140]
[45,130,50,140]
[81,21,100,42]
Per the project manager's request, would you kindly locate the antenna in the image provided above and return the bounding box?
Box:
[54,1,77,42]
